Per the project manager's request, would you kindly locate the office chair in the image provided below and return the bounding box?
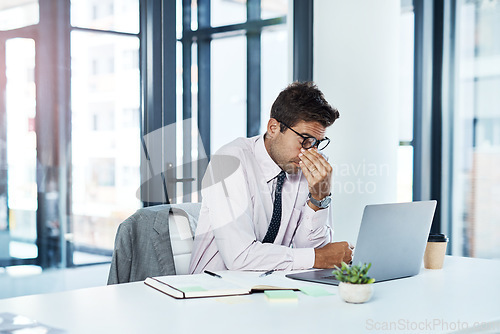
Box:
[107,202,201,284]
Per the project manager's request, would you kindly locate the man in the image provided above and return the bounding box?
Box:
[189,81,352,274]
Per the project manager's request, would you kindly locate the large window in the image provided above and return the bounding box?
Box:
[1,0,288,270]
[70,0,141,265]
[0,0,39,31]
[4,38,38,262]
[398,1,415,203]
[0,2,40,268]
[70,0,141,263]
[174,0,288,203]
[450,0,500,259]
[0,0,141,269]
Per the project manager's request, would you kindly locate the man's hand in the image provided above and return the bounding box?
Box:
[299,148,332,210]
[313,242,353,269]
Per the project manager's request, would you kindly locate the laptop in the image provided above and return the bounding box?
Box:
[286,200,437,285]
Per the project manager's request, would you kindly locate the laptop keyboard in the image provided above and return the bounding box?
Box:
[321,275,340,282]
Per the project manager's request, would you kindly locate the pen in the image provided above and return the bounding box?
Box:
[259,269,275,278]
[204,270,222,278]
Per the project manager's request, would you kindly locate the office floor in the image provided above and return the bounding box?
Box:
[0,263,111,299]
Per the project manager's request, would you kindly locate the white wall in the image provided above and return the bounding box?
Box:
[314,0,400,243]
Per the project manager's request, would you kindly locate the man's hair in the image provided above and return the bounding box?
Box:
[270,81,339,132]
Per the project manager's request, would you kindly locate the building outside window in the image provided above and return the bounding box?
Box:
[1,0,289,269]
[0,0,40,267]
[70,0,141,265]
[174,0,289,203]
[0,0,141,269]
[451,0,500,259]
[398,1,415,203]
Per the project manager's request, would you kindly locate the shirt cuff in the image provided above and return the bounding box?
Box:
[301,204,330,230]
[291,247,315,270]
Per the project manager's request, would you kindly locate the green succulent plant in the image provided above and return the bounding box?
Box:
[333,262,376,284]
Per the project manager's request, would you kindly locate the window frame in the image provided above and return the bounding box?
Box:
[174,0,287,201]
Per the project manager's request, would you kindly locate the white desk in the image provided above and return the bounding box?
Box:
[1,256,499,334]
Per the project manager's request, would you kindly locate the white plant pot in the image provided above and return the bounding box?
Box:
[338,282,374,304]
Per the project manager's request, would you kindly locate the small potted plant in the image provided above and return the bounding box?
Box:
[333,262,375,303]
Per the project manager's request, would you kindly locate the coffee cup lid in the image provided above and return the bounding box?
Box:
[428,233,449,242]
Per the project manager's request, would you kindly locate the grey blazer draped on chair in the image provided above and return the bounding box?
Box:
[107,203,201,285]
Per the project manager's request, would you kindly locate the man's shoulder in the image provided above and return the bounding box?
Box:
[214,136,259,159]
[201,136,260,194]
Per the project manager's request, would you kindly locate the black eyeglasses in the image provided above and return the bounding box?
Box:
[279,121,330,150]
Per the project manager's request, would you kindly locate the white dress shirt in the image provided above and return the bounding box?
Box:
[188,135,333,274]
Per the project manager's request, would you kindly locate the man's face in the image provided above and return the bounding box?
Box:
[266,119,327,174]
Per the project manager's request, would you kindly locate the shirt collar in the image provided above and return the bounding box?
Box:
[254,134,283,183]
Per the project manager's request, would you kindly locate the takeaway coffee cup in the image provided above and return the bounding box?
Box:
[423,233,449,269]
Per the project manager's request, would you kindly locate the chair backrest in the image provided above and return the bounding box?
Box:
[168,211,195,275]
[107,203,201,284]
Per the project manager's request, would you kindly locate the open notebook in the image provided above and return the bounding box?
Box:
[144,272,298,299]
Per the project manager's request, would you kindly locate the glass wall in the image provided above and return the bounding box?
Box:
[261,25,288,134]
[177,0,288,202]
[1,0,141,269]
[0,0,39,31]
[0,1,39,268]
[0,0,290,271]
[210,0,289,153]
[452,0,500,259]
[398,3,415,203]
[211,36,247,152]
[4,38,38,261]
[70,0,141,265]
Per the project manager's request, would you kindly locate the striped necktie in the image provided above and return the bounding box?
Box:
[263,171,286,244]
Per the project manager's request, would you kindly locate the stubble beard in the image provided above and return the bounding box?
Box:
[266,134,302,174]
[269,145,300,174]
[283,159,301,174]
